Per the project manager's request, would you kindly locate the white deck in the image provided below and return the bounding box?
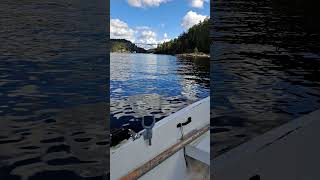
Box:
[214,109,320,180]
[186,131,210,165]
[111,97,210,180]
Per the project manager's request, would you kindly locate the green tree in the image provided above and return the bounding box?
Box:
[155,18,209,55]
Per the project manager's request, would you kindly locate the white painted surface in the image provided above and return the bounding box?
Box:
[214,109,320,180]
[111,97,210,180]
[141,131,211,180]
[186,131,210,165]
[140,150,188,180]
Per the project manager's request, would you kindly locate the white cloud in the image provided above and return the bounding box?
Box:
[110,18,171,50]
[135,26,151,31]
[159,38,170,44]
[181,11,208,30]
[158,33,170,44]
[128,0,169,8]
[189,0,208,8]
[139,30,157,43]
[137,30,158,49]
[110,19,135,42]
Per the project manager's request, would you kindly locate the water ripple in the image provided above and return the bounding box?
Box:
[212,0,320,157]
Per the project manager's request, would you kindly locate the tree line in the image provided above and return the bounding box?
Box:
[154,18,209,55]
[111,39,146,53]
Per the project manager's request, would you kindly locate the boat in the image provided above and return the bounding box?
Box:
[110,97,210,180]
[213,109,320,180]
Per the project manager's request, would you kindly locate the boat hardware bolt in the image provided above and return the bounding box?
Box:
[128,129,140,140]
[142,116,155,146]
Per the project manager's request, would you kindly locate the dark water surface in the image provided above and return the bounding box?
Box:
[212,0,320,157]
[110,53,209,146]
[0,0,108,179]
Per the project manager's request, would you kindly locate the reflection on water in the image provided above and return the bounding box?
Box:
[0,0,108,179]
[110,53,209,146]
[212,0,320,157]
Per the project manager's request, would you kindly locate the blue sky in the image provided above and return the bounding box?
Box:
[110,0,209,48]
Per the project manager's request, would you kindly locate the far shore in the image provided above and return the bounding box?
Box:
[111,51,210,59]
[176,53,210,59]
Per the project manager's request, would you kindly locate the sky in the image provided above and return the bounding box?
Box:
[110,0,210,49]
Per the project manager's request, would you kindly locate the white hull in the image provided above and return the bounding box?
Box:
[214,109,320,180]
[111,97,210,180]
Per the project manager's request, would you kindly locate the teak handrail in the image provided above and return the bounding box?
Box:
[120,124,210,180]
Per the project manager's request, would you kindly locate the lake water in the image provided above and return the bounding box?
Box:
[0,0,108,179]
[110,53,210,146]
[211,0,320,157]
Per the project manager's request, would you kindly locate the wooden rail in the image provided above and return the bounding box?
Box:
[120,124,210,180]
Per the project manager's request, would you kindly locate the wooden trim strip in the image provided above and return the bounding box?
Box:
[120,124,210,180]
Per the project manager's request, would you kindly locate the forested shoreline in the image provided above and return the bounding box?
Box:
[154,18,209,55]
[110,18,210,56]
[110,39,146,53]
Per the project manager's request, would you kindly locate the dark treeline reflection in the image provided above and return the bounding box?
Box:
[176,56,210,89]
[272,0,320,29]
[211,0,320,157]
[0,0,108,179]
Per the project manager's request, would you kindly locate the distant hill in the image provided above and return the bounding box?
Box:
[110,39,147,53]
[154,18,209,55]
